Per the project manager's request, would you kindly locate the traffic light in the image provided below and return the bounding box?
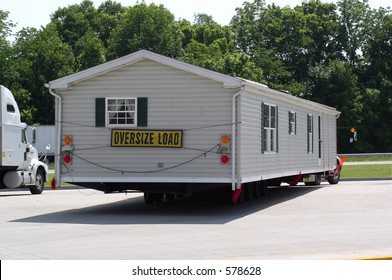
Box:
[350,127,357,143]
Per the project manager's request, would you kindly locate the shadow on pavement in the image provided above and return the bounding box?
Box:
[10,185,324,225]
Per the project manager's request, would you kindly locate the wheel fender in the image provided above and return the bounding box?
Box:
[30,160,49,182]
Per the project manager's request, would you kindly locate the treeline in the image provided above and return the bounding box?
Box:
[0,0,391,153]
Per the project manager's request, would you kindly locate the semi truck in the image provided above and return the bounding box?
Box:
[47,50,342,204]
[0,85,49,194]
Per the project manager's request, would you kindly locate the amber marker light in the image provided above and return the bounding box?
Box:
[63,136,72,145]
[221,135,230,144]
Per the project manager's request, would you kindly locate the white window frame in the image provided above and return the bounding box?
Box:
[106,97,137,127]
[263,103,278,153]
[289,111,296,135]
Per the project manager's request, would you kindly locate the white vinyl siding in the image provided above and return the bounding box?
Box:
[59,59,236,181]
[240,91,338,181]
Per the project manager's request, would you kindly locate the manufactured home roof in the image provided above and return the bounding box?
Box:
[46,49,244,90]
[46,49,339,115]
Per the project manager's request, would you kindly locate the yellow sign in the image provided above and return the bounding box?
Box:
[111,129,183,148]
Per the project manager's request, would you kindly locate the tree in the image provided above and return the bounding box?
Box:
[11,25,75,124]
[108,3,182,58]
[362,13,392,152]
[0,10,15,86]
[96,0,125,49]
[337,0,374,66]
[307,61,363,152]
[50,0,95,51]
[75,30,106,70]
[230,0,266,54]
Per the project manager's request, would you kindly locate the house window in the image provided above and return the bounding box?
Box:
[307,114,314,153]
[289,111,296,135]
[106,98,137,126]
[262,103,278,153]
[95,97,148,128]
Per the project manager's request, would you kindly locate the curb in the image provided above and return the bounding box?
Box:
[353,256,392,260]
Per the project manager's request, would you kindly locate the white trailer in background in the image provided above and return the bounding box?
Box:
[28,125,55,163]
[46,50,341,204]
[0,85,48,194]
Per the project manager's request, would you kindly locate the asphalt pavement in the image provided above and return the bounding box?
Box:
[0,180,391,260]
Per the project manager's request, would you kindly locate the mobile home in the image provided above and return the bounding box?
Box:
[46,50,341,204]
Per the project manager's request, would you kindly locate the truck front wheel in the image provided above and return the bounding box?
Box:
[327,168,340,185]
[29,169,45,194]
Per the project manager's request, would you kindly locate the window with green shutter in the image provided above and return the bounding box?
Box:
[95,97,148,127]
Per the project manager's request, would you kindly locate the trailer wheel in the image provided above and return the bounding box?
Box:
[260,181,268,196]
[253,182,262,198]
[327,168,340,184]
[144,193,154,204]
[244,183,253,201]
[29,169,45,195]
[154,193,164,203]
[165,193,175,201]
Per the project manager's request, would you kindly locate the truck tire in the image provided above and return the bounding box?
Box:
[144,193,164,204]
[327,168,340,184]
[29,169,45,194]
[144,193,154,204]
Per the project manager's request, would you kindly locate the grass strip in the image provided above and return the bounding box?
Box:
[341,164,392,179]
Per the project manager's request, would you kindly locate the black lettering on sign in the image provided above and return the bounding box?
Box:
[111,129,183,148]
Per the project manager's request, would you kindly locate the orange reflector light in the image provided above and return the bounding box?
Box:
[350,127,356,133]
[221,155,230,164]
[64,155,72,164]
[221,135,230,144]
[63,136,72,145]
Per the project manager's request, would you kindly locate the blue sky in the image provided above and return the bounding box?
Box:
[2,0,388,36]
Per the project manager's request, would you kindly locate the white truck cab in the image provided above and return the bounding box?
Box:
[1,85,48,194]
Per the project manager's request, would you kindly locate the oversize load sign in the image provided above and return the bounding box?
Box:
[111,129,183,148]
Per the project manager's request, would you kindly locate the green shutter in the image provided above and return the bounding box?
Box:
[95,98,105,127]
[261,102,265,153]
[276,106,279,153]
[307,114,310,153]
[295,112,297,135]
[137,97,148,127]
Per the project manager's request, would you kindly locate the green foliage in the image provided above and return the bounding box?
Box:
[362,13,392,152]
[75,31,106,70]
[0,0,390,152]
[0,10,15,86]
[107,3,182,58]
[11,25,75,124]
